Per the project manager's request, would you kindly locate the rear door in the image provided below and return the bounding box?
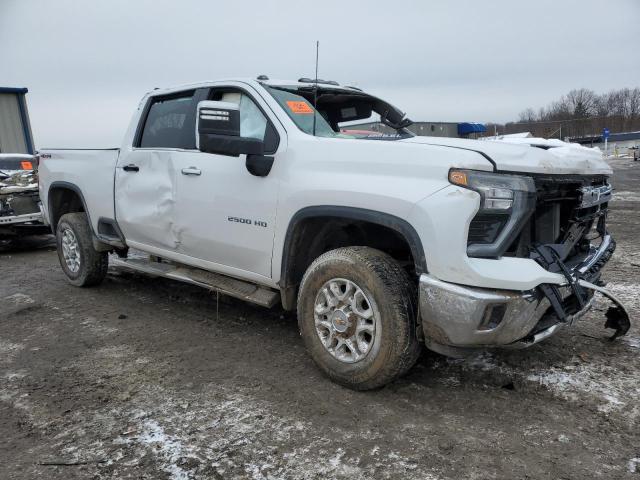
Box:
[114,89,207,251]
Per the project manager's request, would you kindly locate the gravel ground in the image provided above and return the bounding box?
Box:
[1,158,639,479]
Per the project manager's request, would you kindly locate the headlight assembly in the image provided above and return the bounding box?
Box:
[449,169,536,258]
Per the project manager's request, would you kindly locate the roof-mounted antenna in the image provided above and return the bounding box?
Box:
[312,41,319,137]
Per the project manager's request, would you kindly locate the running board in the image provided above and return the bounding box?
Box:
[109,255,280,308]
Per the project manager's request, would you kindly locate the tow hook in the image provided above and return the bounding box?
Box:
[577,279,631,340]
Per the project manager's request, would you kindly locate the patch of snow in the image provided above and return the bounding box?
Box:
[95,345,131,359]
[629,458,640,473]
[3,293,35,305]
[604,283,640,311]
[3,370,27,380]
[0,341,25,364]
[623,336,640,349]
[108,387,443,480]
[456,350,640,420]
[526,364,637,414]
[451,352,504,373]
[611,190,640,202]
[135,418,193,480]
[487,135,601,155]
[80,317,118,335]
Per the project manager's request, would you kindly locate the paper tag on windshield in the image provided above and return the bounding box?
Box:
[286,101,313,114]
[21,161,33,170]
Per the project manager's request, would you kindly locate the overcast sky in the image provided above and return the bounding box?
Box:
[1,0,639,148]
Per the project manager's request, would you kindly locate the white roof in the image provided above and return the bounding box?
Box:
[146,77,357,98]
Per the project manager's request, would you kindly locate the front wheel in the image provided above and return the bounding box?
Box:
[297,247,421,390]
[56,212,108,287]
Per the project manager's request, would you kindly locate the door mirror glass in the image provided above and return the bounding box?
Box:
[196,100,264,156]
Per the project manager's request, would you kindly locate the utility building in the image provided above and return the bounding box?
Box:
[344,120,487,139]
[0,87,35,154]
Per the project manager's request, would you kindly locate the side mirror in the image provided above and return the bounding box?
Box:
[196,101,264,156]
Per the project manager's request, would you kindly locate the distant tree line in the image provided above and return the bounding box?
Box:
[485,87,640,140]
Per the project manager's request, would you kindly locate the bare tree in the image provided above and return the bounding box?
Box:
[627,88,640,119]
[547,97,572,121]
[566,89,597,118]
[506,87,640,138]
[518,108,536,123]
[594,94,610,117]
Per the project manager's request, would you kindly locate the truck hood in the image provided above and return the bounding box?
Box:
[400,136,612,176]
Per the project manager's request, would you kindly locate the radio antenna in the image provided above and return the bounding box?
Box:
[312,40,319,136]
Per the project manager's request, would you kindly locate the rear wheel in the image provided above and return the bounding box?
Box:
[297,247,421,390]
[56,213,108,287]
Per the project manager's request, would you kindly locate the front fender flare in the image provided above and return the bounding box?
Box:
[278,205,427,309]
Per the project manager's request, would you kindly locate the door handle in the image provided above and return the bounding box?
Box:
[122,164,139,172]
[181,167,202,176]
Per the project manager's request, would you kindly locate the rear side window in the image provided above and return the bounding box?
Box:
[139,92,196,149]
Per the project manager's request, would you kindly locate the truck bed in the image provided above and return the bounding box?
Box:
[38,148,120,232]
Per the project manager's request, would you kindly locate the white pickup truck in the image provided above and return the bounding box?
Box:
[38,76,629,389]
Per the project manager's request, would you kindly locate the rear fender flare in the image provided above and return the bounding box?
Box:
[48,181,125,248]
[47,181,91,229]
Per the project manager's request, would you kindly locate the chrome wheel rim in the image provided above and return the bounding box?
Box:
[314,278,379,364]
[61,228,81,273]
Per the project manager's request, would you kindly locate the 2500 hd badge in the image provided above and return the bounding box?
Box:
[228,216,267,228]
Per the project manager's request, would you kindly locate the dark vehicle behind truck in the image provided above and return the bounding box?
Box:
[0,154,50,239]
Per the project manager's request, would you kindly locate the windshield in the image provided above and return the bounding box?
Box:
[265,85,412,140]
[267,87,347,138]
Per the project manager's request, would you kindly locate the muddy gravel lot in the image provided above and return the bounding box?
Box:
[1,158,639,480]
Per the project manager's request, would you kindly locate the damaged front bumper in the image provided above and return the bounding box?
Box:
[419,233,630,355]
[0,211,43,225]
[0,209,48,238]
[0,168,48,238]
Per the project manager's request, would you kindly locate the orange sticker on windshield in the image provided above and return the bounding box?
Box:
[20,161,33,170]
[286,100,313,114]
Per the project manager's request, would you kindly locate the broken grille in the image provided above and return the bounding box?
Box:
[506,175,610,260]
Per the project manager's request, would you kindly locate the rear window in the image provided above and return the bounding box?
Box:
[139,92,196,149]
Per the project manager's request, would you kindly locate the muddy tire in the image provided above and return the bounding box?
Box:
[297,247,421,390]
[56,213,108,287]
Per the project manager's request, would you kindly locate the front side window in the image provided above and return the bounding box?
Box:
[239,94,268,140]
[139,92,195,149]
[209,90,267,141]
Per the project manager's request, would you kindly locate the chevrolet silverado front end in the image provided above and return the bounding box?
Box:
[414,148,628,355]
